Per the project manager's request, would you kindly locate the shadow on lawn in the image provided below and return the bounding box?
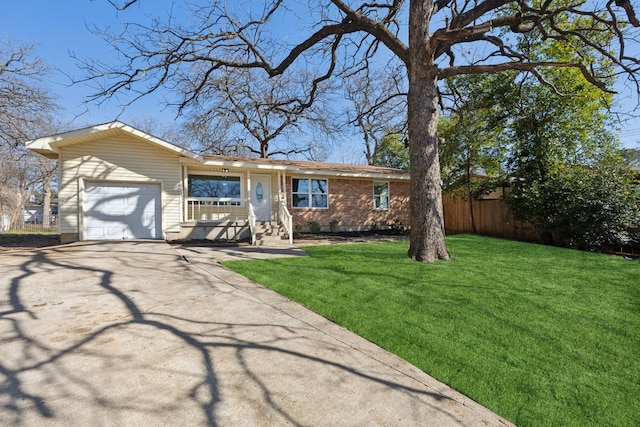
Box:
[0,242,466,426]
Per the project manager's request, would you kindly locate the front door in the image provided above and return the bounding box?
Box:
[250,174,272,221]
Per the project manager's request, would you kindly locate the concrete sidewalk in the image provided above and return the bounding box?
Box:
[0,241,514,426]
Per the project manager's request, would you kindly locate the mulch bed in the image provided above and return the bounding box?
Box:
[293,230,409,245]
[0,234,62,251]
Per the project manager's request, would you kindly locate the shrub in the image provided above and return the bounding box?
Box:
[390,218,406,232]
[308,221,322,234]
[508,158,640,251]
[329,220,340,233]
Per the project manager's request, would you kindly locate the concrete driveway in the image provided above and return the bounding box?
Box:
[0,241,513,426]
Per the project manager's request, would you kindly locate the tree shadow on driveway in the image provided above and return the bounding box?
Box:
[0,241,504,426]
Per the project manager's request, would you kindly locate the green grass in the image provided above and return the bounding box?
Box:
[223,235,640,426]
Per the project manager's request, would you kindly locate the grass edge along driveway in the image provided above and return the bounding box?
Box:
[223,234,639,427]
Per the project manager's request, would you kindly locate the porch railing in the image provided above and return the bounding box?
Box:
[185,198,247,222]
[185,197,290,245]
[278,199,294,245]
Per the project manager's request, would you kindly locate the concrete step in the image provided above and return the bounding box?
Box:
[254,222,291,246]
[254,236,292,247]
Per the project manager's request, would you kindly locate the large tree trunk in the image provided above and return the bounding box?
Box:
[406,0,451,262]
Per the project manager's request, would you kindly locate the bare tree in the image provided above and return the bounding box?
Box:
[180,67,337,158]
[129,116,183,144]
[0,38,54,146]
[0,143,57,229]
[79,0,639,262]
[342,62,407,164]
[0,37,61,228]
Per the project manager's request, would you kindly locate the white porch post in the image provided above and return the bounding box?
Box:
[246,170,251,206]
[281,172,287,205]
[277,171,283,201]
[180,165,189,223]
[182,165,188,222]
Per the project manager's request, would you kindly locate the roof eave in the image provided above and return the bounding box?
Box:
[27,147,60,159]
[196,157,290,170]
[299,170,410,180]
[191,157,409,180]
[24,121,203,161]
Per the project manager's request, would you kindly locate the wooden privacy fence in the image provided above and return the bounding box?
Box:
[442,193,539,242]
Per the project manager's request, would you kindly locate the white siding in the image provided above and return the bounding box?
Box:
[58,135,182,237]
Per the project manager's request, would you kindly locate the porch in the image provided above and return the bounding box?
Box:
[178,197,293,246]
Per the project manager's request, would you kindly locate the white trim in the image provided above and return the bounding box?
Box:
[190,157,409,180]
[277,171,281,200]
[159,180,166,240]
[291,177,329,210]
[288,169,407,180]
[80,179,164,241]
[181,165,188,223]
[281,172,288,205]
[186,171,245,205]
[25,121,202,161]
[247,170,251,206]
[79,178,86,241]
[249,174,272,221]
[373,181,390,210]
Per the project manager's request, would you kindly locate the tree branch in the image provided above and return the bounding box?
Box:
[439,61,613,92]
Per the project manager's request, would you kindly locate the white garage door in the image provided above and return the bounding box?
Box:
[84,182,162,240]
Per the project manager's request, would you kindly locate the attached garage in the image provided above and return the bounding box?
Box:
[83,181,162,240]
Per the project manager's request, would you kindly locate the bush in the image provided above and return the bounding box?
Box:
[329,220,340,233]
[508,159,640,251]
[308,221,322,234]
[390,218,406,232]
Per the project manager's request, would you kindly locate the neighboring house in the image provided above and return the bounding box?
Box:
[26,121,410,245]
[23,204,44,223]
[22,201,58,224]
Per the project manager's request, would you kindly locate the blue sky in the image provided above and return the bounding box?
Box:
[2,0,177,127]
[2,0,639,148]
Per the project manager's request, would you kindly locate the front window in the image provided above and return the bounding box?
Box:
[188,175,242,205]
[373,182,389,210]
[292,178,328,208]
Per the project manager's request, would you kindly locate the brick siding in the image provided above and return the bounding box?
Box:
[286,176,410,231]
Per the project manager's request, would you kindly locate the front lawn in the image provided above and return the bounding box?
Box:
[223,235,640,426]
